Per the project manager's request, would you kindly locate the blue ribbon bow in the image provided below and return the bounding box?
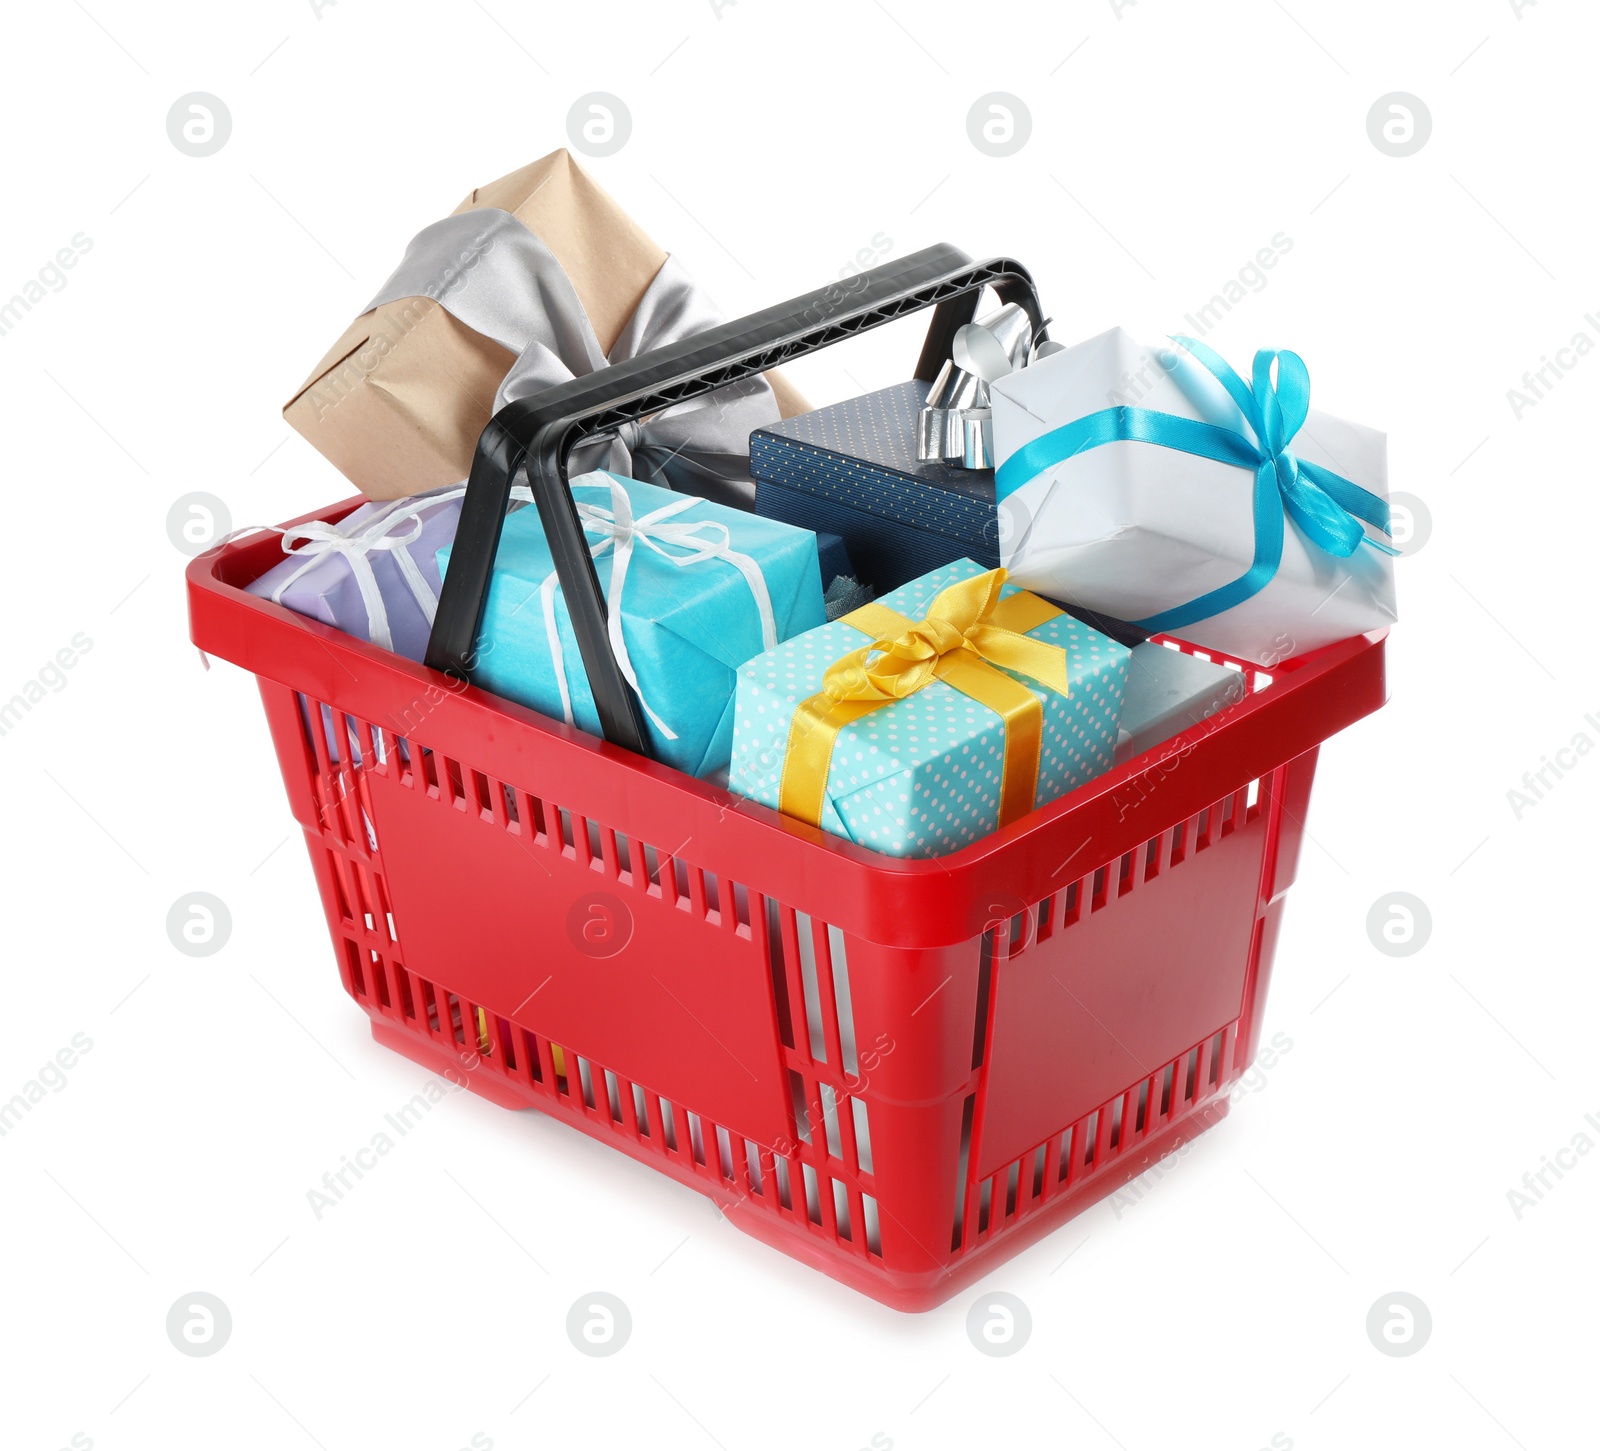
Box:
[993,334,1397,636]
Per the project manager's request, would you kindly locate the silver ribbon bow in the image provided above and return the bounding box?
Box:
[366,209,780,507]
[917,303,1062,469]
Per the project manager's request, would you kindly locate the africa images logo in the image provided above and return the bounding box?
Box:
[0,234,93,339]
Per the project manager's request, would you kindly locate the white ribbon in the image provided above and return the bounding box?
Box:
[262,473,776,744]
[265,483,534,652]
[540,478,777,742]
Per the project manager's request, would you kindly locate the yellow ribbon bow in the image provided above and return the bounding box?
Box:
[778,567,1072,830]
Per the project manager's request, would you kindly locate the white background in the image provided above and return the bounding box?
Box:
[1,2,1594,1448]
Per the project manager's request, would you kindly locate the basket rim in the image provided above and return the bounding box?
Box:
[187,497,1387,946]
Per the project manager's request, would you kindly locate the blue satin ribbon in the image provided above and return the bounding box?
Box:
[993,335,1397,636]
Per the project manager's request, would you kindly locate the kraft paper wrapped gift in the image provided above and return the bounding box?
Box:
[285,149,808,502]
[991,329,1398,665]
[439,472,826,780]
[728,559,1130,859]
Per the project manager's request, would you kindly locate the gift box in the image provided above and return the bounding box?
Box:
[749,380,1003,591]
[439,472,827,780]
[246,485,467,662]
[991,328,1397,665]
[728,559,1130,859]
[814,531,855,595]
[1114,643,1247,765]
[249,482,848,663]
[285,149,807,503]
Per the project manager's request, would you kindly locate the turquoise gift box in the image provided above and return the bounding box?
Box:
[728,558,1131,858]
[439,471,826,780]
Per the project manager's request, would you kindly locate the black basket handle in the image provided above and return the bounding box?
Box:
[423,243,1045,759]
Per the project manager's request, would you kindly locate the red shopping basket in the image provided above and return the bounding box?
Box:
[189,248,1386,1310]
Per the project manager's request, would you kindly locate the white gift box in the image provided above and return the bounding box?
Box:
[990,328,1397,665]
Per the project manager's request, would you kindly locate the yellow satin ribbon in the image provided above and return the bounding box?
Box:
[778,568,1070,830]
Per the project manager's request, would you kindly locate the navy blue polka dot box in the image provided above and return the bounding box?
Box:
[728,558,1131,859]
[749,381,1000,592]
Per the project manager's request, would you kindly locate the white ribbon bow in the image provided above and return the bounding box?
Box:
[542,478,777,742]
[267,483,533,653]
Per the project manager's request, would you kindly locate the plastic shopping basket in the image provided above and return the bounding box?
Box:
[188,246,1387,1310]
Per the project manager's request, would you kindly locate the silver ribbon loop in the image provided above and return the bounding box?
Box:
[917,302,1046,470]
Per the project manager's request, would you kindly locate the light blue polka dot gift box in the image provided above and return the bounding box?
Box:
[729,558,1130,858]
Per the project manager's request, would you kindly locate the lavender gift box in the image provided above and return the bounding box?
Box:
[246,484,469,663]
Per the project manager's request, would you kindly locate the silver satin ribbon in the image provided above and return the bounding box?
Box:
[364,209,778,507]
[918,303,1051,469]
